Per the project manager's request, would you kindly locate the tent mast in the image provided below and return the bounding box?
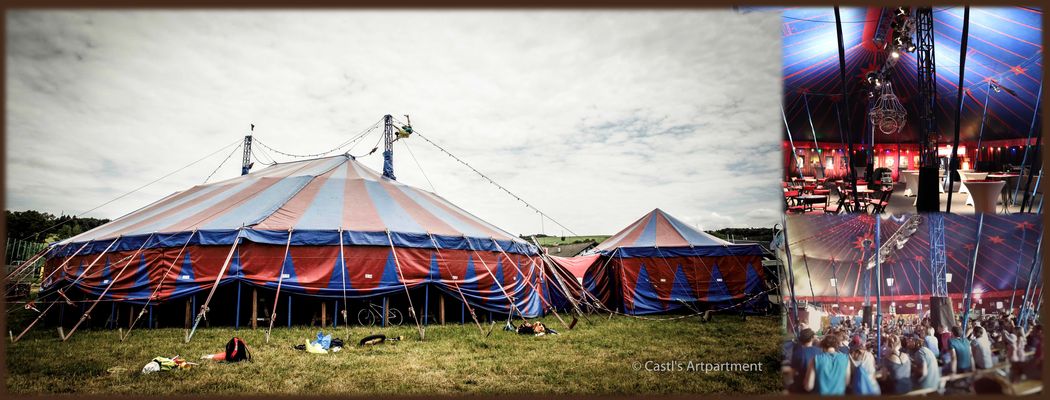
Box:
[242,124,254,175]
[382,114,396,180]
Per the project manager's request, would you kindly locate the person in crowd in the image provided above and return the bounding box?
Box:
[923,326,940,359]
[936,325,952,364]
[805,333,851,395]
[790,328,822,393]
[970,325,995,370]
[879,334,912,394]
[848,343,880,395]
[909,335,940,392]
[948,325,973,375]
[1003,319,1033,382]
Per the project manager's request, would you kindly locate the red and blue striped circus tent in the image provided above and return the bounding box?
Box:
[578,209,770,315]
[38,154,550,319]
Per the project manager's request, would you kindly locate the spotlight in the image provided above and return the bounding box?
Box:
[891,50,900,59]
[907,43,916,52]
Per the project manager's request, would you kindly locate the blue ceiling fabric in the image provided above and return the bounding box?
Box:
[776,7,1042,144]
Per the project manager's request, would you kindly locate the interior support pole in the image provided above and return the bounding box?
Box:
[1014,80,1043,206]
[961,214,984,334]
[834,7,860,212]
[945,6,971,213]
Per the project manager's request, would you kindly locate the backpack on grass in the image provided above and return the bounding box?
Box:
[225,337,252,362]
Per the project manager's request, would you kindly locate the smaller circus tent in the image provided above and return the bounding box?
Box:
[37,155,554,319]
[577,209,769,315]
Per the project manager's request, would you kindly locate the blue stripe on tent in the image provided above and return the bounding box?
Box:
[326,257,349,291]
[126,253,153,300]
[50,230,539,258]
[203,176,315,229]
[379,250,401,289]
[131,178,262,234]
[630,264,663,314]
[363,180,427,234]
[707,264,732,302]
[632,215,659,247]
[397,186,490,238]
[670,264,697,302]
[428,252,440,282]
[294,162,349,230]
[661,211,732,246]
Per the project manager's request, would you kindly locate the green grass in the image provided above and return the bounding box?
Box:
[532,235,611,247]
[6,315,781,395]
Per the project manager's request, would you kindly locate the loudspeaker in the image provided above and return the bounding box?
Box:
[929,296,955,330]
[862,305,873,327]
[916,166,941,212]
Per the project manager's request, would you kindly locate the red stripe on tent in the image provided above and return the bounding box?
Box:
[255,167,337,230]
[376,181,459,236]
[341,177,385,232]
[653,212,690,247]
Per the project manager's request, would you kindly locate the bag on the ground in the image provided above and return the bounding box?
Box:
[224,337,252,362]
[313,331,332,350]
[142,357,175,374]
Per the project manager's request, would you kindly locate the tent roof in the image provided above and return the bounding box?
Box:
[591,209,762,257]
[57,155,535,255]
[774,6,1042,144]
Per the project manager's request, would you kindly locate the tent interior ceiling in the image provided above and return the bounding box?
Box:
[776,7,1042,144]
[785,214,1041,307]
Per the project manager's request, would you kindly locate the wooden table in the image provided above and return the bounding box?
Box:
[796,194,827,211]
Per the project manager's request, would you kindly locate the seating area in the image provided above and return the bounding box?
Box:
[783,176,894,215]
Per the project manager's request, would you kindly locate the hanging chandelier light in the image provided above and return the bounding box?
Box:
[869,81,907,135]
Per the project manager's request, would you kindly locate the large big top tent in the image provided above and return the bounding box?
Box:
[782,213,1042,318]
[32,154,567,337]
[577,209,771,315]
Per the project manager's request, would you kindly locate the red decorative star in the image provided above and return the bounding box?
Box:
[987,235,1005,245]
[1016,221,1036,231]
[963,243,975,251]
[853,234,874,250]
[913,255,924,262]
[1011,65,1025,75]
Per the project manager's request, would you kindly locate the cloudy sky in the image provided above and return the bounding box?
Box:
[6,10,782,237]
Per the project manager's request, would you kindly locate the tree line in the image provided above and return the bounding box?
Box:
[5,210,110,243]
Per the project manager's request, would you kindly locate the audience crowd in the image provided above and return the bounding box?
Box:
[784,310,1042,395]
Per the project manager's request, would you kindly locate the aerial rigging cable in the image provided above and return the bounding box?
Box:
[23,138,243,241]
[392,116,578,237]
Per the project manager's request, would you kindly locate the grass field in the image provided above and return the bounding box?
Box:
[6,314,781,395]
[532,235,611,247]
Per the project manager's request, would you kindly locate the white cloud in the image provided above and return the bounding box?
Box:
[6,9,782,235]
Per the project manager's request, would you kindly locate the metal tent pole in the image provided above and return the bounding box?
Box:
[1015,80,1043,208]
[834,7,861,212]
[945,6,971,213]
[961,214,984,333]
